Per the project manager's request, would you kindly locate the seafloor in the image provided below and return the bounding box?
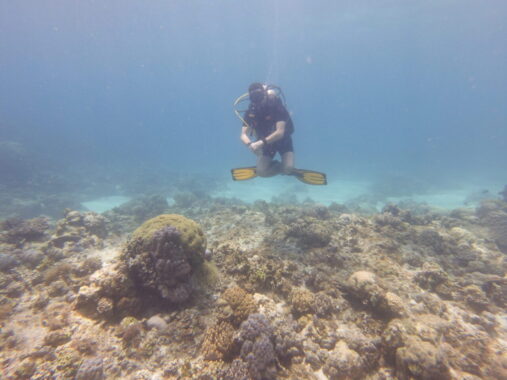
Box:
[0,174,506,379]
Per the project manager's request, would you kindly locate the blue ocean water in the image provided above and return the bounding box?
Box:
[1,0,506,211]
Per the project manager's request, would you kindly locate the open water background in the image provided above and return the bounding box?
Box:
[1,0,506,203]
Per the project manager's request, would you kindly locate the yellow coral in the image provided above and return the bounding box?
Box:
[201,321,235,360]
[131,214,206,256]
[194,261,220,288]
[132,214,206,253]
[290,287,315,316]
[221,286,257,326]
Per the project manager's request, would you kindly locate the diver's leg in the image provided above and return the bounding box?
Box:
[281,151,295,174]
[256,155,282,177]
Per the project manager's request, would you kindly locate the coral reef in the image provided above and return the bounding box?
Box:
[49,209,108,253]
[74,213,210,322]
[285,217,332,247]
[103,194,170,234]
[347,271,407,318]
[323,340,364,380]
[1,196,506,379]
[476,199,507,253]
[0,217,50,244]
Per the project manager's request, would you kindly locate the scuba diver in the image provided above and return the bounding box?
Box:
[231,82,327,185]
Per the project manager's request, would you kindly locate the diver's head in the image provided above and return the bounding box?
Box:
[248,82,267,105]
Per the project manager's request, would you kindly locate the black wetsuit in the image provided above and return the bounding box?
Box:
[244,98,294,158]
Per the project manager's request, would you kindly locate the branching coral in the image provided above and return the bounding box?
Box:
[220,286,257,326]
[233,313,276,380]
[289,287,315,316]
[201,321,235,361]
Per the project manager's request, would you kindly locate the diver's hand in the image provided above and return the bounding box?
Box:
[250,140,264,154]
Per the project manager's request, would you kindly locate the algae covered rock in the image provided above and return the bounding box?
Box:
[347,271,407,318]
[323,340,364,380]
[75,357,104,380]
[124,214,206,303]
[286,217,332,247]
[395,335,451,380]
[0,216,50,244]
[347,271,384,307]
[414,262,454,300]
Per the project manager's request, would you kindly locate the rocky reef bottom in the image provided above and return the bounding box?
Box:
[0,196,506,379]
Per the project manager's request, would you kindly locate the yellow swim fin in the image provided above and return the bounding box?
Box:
[231,166,327,185]
[291,168,327,185]
[231,167,257,181]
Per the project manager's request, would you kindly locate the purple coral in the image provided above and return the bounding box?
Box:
[234,314,276,380]
[241,334,276,379]
[237,313,273,342]
[272,318,304,365]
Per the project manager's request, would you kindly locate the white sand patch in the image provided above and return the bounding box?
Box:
[313,369,328,380]
[387,182,503,210]
[216,177,504,211]
[87,246,122,265]
[215,176,371,205]
[82,196,130,213]
[80,180,502,213]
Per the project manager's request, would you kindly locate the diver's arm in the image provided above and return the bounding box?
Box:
[250,121,286,153]
[264,121,286,144]
[240,125,252,146]
[241,125,258,154]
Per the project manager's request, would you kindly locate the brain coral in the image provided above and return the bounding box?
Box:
[130,214,206,259]
[123,214,206,303]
